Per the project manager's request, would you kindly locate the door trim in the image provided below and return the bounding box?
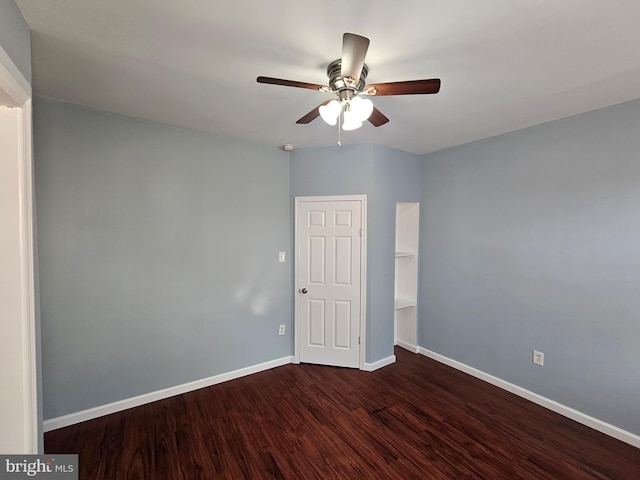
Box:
[0,46,30,106]
[294,195,367,369]
[0,44,38,453]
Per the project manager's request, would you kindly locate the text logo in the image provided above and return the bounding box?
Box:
[0,455,77,479]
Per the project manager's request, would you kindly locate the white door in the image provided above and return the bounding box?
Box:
[295,196,366,368]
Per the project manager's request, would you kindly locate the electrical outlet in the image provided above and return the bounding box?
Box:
[278,324,286,335]
[533,350,544,366]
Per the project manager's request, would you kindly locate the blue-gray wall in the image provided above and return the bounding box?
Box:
[290,144,422,363]
[34,98,292,419]
[371,146,422,360]
[33,87,640,438]
[420,98,640,435]
[0,0,31,83]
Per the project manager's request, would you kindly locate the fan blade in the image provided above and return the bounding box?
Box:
[366,79,441,96]
[257,76,327,91]
[368,107,389,127]
[296,100,332,124]
[341,33,370,84]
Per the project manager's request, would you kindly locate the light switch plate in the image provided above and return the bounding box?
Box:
[279,252,286,263]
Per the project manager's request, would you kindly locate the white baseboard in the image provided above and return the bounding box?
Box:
[363,354,396,372]
[43,356,294,432]
[418,347,640,449]
[394,340,419,353]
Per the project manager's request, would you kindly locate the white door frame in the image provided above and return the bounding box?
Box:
[0,45,38,453]
[294,194,367,369]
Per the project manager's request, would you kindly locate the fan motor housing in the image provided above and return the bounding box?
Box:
[327,59,368,98]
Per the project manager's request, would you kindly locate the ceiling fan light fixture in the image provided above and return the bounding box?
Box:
[319,99,342,125]
[350,96,373,122]
[257,33,440,136]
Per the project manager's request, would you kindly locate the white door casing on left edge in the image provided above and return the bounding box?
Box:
[0,45,38,454]
[295,196,366,369]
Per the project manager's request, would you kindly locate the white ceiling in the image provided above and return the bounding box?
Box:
[15,0,640,154]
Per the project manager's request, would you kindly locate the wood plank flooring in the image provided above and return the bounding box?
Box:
[45,347,640,479]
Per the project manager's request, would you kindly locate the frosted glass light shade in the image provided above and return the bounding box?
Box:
[319,100,342,126]
[350,96,373,122]
[342,109,363,131]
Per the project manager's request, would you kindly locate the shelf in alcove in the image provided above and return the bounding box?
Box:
[395,251,417,258]
[394,298,416,310]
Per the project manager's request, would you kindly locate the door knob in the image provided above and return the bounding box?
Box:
[299,288,308,294]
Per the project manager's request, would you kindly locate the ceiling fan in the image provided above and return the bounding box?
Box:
[257,33,441,132]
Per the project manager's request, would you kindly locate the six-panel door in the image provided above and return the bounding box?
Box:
[297,199,362,368]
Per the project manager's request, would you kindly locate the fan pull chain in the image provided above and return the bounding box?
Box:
[337,109,342,146]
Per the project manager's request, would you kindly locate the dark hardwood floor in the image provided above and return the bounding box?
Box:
[45,347,640,479]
